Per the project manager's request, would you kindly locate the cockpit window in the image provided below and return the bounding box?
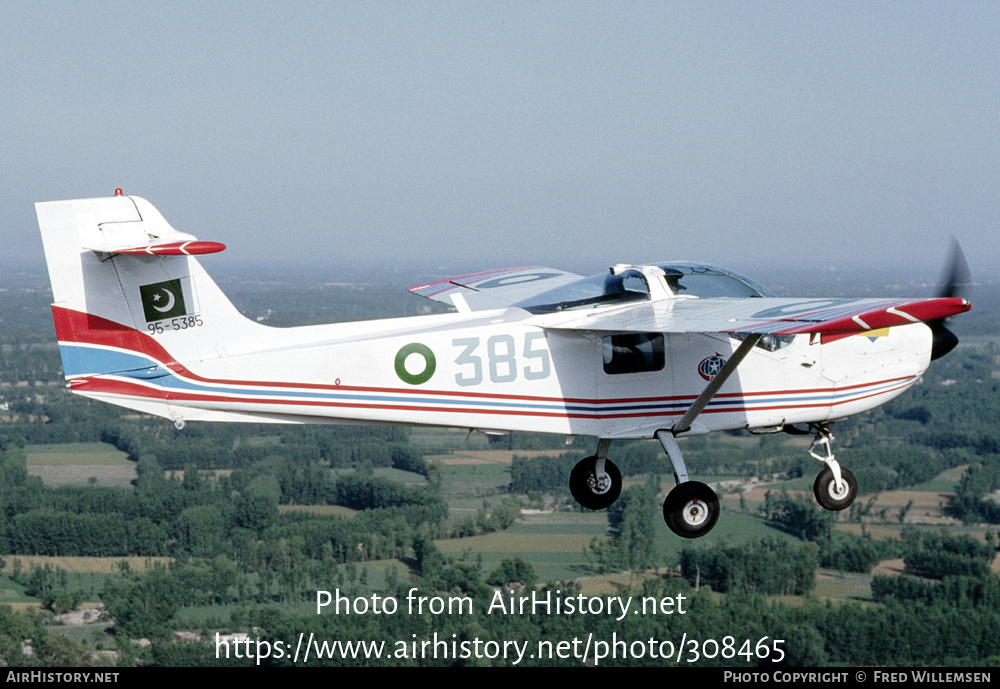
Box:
[516,262,775,314]
[516,269,650,314]
[658,263,776,298]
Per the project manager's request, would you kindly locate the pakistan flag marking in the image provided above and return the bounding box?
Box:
[140,279,187,322]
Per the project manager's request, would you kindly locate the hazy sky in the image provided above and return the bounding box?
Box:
[2,1,998,282]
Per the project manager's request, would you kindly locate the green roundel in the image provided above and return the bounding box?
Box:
[394,343,436,385]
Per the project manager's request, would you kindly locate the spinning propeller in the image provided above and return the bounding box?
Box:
[930,238,972,360]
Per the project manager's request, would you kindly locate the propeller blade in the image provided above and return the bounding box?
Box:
[930,238,971,360]
[938,237,971,299]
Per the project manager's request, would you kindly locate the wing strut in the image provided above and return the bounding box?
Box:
[673,334,763,434]
[656,334,763,483]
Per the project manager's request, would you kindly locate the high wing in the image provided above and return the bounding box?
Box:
[409,266,582,312]
[534,295,970,341]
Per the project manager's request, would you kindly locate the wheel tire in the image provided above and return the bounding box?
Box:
[569,456,622,510]
[813,466,857,511]
[663,481,719,539]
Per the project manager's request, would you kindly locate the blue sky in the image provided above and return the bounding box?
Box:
[2,1,998,281]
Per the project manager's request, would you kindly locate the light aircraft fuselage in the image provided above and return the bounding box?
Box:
[36,193,970,537]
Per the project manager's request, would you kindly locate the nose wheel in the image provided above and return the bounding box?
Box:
[813,466,857,511]
[808,425,857,511]
[662,481,720,539]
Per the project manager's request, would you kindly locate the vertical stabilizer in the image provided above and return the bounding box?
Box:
[35,194,255,383]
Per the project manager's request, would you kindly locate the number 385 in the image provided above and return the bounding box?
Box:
[452,333,550,386]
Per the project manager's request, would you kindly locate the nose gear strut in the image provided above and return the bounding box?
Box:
[808,424,858,511]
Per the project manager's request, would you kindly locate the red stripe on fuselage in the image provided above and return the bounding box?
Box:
[71,372,916,424]
[54,306,917,412]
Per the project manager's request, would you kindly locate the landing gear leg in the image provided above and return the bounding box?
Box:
[656,430,719,538]
[809,424,857,511]
[569,438,622,510]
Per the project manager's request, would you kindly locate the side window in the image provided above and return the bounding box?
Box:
[618,270,650,298]
[602,333,665,375]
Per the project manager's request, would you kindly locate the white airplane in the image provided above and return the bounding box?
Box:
[35,192,971,538]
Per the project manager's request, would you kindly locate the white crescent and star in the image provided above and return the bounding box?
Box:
[152,288,176,313]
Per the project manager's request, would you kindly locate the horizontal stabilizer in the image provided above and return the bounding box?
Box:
[103,241,226,257]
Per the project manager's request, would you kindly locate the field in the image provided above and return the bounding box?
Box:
[3,428,996,629]
[25,442,135,488]
[1,556,170,575]
[25,435,971,560]
[421,432,981,594]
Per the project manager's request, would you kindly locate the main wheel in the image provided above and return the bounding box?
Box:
[663,481,719,539]
[569,456,622,510]
[813,466,857,511]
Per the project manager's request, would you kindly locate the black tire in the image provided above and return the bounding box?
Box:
[663,481,719,539]
[813,466,857,511]
[569,456,622,510]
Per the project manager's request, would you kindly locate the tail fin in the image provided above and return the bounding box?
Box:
[36,193,261,418]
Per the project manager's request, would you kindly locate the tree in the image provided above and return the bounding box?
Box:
[763,491,833,542]
[102,570,182,639]
[594,483,657,574]
[236,491,277,533]
[177,504,227,558]
[412,532,445,576]
[487,558,537,588]
[680,539,817,595]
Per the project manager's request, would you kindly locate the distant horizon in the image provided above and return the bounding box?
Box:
[6,249,996,295]
[10,205,999,282]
